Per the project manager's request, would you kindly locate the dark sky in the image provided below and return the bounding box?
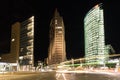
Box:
[0,0,120,62]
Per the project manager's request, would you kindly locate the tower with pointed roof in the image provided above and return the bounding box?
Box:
[48,9,66,65]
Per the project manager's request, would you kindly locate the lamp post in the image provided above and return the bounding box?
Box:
[71,58,74,70]
[80,59,82,67]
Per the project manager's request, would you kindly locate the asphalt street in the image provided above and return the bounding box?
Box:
[0,71,120,80]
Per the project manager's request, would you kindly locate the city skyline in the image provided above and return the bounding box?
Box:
[0,0,120,62]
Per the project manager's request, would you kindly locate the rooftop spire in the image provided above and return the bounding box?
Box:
[54,8,60,18]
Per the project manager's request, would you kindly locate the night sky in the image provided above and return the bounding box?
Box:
[0,0,120,62]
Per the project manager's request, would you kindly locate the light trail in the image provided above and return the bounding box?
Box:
[60,54,120,64]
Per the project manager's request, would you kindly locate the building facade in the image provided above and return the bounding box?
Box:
[0,16,34,71]
[1,22,20,71]
[19,16,34,71]
[105,44,115,55]
[84,3,107,65]
[48,9,66,65]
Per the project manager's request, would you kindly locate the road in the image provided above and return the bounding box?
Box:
[0,71,56,80]
[0,71,120,80]
[56,71,120,80]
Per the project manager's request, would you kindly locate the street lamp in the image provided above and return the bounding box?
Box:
[80,59,82,67]
[71,58,74,70]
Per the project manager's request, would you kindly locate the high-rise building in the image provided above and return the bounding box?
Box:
[19,16,34,71]
[0,16,34,71]
[84,3,107,65]
[48,9,66,65]
[1,22,20,63]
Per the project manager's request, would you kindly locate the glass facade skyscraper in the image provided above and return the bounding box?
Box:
[19,16,34,71]
[84,3,106,65]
